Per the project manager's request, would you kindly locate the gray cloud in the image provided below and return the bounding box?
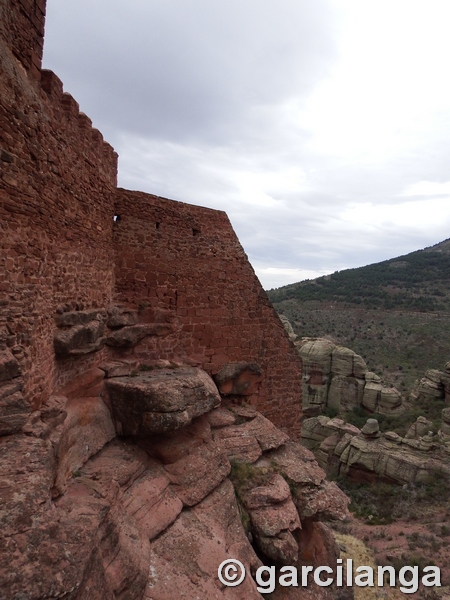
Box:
[43,0,450,289]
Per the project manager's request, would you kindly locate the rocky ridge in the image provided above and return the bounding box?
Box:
[302,411,450,485]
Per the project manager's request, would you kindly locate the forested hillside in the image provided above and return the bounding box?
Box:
[268,239,450,312]
[267,239,450,391]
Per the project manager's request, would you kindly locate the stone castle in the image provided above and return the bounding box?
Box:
[0,2,351,599]
[0,0,302,436]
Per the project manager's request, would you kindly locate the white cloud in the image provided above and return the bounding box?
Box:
[42,0,450,290]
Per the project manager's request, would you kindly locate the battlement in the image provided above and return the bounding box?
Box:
[40,69,117,176]
[1,0,303,436]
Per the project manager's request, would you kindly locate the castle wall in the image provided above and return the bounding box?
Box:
[0,0,46,80]
[1,0,302,436]
[114,190,303,436]
[0,13,117,408]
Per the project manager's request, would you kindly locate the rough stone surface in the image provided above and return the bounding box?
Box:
[53,395,116,495]
[106,367,221,434]
[54,319,105,356]
[106,323,176,348]
[304,414,450,485]
[214,362,263,395]
[213,410,289,462]
[298,338,403,417]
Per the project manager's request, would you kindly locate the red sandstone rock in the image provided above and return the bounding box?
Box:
[144,480,263,600]
[138,415,212,464]
[0,348,21,382]
[106,367,221,435]
[122,466,183,539]
[106,306,139,328]
[53,319,105,356]
[249,498,301,537]
[53,395,116,495]
[0,383,29,436]
[59,367,105,399]
[243,473,291,509]
[257,530,299,565]
[214,362,263,395]
[163,442,231,506]
[213,412,289,463]
[207,406,237,428]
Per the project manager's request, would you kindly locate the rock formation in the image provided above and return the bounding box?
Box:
[302,411,450,485]
[297,338,404,417]
[1,361,350,599]
[410,361,450,405]
[0,2,349,597]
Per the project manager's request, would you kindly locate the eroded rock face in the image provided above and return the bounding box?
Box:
[54,316,106,356]
[297,338,403,417]
[303,414,450,485]
[106,367,221,434]
[0,350,29,436]
[1,365,350,600]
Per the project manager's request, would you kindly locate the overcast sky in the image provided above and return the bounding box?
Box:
[42,0,450,289]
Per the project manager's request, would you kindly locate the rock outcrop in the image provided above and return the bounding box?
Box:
[297,338,404,417]
[302,412,450,485]
[0,363,349,599]
[410,362,450,405]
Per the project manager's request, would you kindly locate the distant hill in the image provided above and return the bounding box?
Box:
[267,238,450,312]
[267,239,450,392]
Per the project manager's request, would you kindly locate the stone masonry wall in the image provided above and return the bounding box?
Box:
[113,190,303,437]
[0,9,118,409]
[0,0,46,80]
[1,0,302,437]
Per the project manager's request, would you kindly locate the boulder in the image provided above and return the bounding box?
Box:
[213,411,288,462]
[361,418,380,439]
[279,314,297,342]
[54,318,105,356]
[106,367,221,435]
[298,339,335,377]
[242,474,291,510]
[106,306,139,328]
[331,346,367,377]
[405,416,433,439]
[256,530,299,565]
[362,381,382,412]
[441,407,450,436]
[249,497,301,537]
[378,387,403,413]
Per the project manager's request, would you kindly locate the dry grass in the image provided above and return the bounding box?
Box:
[335,533,404,600]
